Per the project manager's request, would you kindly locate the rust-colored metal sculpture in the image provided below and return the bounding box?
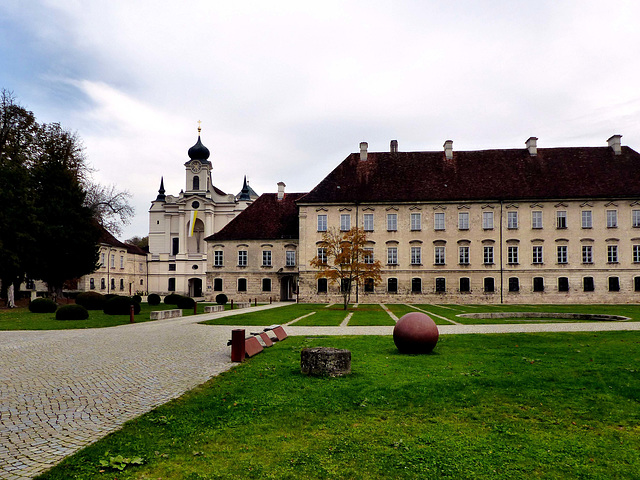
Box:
[393,312,439,354]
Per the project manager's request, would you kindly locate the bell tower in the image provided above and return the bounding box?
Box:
[185,122,212,195]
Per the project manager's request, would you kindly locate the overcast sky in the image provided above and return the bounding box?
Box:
[2,0,640,240]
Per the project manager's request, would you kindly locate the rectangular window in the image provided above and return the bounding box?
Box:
[262,278,272,292]
[363,213,374,231]
[286,251,296,267]
[558,277,569,292]
[582,210,592,228]
[387,213,397,231]
[484,277,495,293]
[556,211,567,229]
[341,279,351,293]
[411,277,422,293]
[168,263,176,271]
[459,277,470,293]
[120,256,124,269]
[482,211,494,229]
[532,211,543,229]
[607,210,618,228]
[101,253,106,266]
[483,246,494,264]
[608,245,618,263]
[168,278,176,292]
[90,278,95,290]
[507,211,518,229]
[458,212,469,230]
[317,214,327,232]
[238,278,247,292]
[582,245,593,264]
[508,277,519,292]
[317,278,328,293]
[557,245,568,264]
[110,254,115,268]
[363,247,374,264]
[262,250,272,266]
[532,246,543,264]
[340,214,351,231]
[139,263,143,273]
[213,278,223,291]
[633,245,640,263]
[459,246,470,265]
[533,277,544,292]
[583,277,594,292]
[387,278,398,293]
[238,250,248,267]
[172,237,179,255]
[364,278,375,292]
[387,247,398,265]
[435,277,446,293]
[410,246,421,265]
[507,246,518,264]
[633,210,640,228]
[434,246,445,265]
[101,278,106,290]
[635,277,640,292]
[609,277,620,292]
[410,213,421,231]
[434,212,445,230]
[214,251,224,267]
[317,247,327,264]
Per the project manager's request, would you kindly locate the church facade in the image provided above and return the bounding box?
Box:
[205,135,640,304]
[147,128,256,297]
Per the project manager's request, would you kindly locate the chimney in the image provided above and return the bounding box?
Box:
[607,134,622,155]
[525,137,538,156]
[443,140,453,160]
[359,142,368,161]
[277,181,285,200]
[390,139,398,153]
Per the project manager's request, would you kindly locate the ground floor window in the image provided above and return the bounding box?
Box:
[435,277,446,293]
[140,279,144,286]
[411,277,422,293]
[635,277,640,292]
[111,279,116,290]
[483,277,495,293]
[101,278,106,290]
[533,277,544,292]
[508,277,519,292]
[213,278,223,291]
[558,277,569,292]
[317,278,328,293]
[388,278,398,293]
[341,279,351,293]
[364,278,374,292]
[262,278,272,292]
[120,279,124,291]
[609,277,620,292]
[168,278,176,292]
[583,277,594,292]
[238,278,247,292]
[90,278,95,290]
[459,277,470,293]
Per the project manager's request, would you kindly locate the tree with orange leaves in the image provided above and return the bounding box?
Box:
[310,227,382,310]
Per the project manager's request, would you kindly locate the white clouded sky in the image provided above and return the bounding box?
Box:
[2,0,640,239]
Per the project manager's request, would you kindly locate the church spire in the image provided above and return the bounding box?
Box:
[155,177,166,201]
[238,175,251,201]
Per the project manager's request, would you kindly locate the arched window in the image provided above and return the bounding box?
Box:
[193,175,200,190]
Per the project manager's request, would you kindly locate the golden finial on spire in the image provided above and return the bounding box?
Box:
[197,119,202,135]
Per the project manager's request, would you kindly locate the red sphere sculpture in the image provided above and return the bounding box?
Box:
[393,312,439,354]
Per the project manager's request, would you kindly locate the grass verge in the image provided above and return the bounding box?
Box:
[37,332,640,479]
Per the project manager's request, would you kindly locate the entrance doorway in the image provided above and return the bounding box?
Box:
[189,278,203,297]
[279,276,296,301]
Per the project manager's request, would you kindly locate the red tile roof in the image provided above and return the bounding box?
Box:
[298,146,640,204]
[206,192,306,241]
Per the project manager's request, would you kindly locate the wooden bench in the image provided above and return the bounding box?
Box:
[150,309,182,320]
[204,305,224,313]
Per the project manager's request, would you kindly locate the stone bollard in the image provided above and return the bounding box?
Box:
[301,347,351,377]
[230,299,234,309]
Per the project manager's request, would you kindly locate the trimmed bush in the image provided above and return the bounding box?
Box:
[29,298,57,313]
[56,304,89,320]
[104,294,118,300]
[76,292,106,310]
[164,293,182,305]
[103,296,141,315]
[177,296,195,309]
[215,293,228,305]
[147,293,161,306]
[132,294,142,304]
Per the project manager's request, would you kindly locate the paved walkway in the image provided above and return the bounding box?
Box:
[1,303,640,479]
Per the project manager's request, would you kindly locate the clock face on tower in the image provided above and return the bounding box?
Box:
[190,161,202,173]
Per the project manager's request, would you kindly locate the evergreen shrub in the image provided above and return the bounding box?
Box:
[215,293,228,305]
[176,296,195,309]
[29,298,57,313]
[76,292,106,310]
[164,293,182,305]
[132,294,142,304]
[147,293,161,306]
[56,304,89,320]
[103,296,141,315]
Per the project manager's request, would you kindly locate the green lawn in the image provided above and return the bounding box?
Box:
[0,302,218,330]
[348,304,395,326]
[36,332,640,479]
